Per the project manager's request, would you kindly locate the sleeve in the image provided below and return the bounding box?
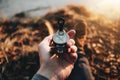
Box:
[31,74,49,80]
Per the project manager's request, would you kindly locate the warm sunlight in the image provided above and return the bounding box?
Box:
[91,0,120,19]
[99,0,120,7]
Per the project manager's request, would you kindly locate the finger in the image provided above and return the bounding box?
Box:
[68,46,78,63]
[38,35,53,62]
[38,43,50,63]
[70,45,77,53]
[63,51,78,64]
[67,39,75,46]
[38,35,53,54]
[69,52,78,63]
[67,29,76,39]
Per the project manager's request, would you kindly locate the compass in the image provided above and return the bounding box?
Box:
[52,18,69,53]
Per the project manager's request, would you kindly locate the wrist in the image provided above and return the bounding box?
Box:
[37,67,59,80]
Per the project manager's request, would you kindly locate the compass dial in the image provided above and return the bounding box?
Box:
[53,30,69,44]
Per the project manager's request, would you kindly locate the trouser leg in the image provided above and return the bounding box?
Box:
[66,51,94,80]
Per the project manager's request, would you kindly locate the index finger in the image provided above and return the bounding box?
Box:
[67,29,76,39]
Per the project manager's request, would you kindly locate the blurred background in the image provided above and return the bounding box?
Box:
[0,0,120,19]
[0,0,120,80]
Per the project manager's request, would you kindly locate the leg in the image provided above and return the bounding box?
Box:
[66,50,94,80]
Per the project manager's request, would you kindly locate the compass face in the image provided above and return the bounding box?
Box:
[53,30,69,44]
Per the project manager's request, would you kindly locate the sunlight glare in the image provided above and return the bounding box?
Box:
[91,0,120,19]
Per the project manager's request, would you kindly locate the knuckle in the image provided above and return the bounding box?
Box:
[71,45,77,51]
[69,39,75,44]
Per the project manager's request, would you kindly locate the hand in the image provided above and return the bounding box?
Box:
[37,30,78,80]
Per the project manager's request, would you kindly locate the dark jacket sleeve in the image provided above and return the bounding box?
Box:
[31,74,49,80]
